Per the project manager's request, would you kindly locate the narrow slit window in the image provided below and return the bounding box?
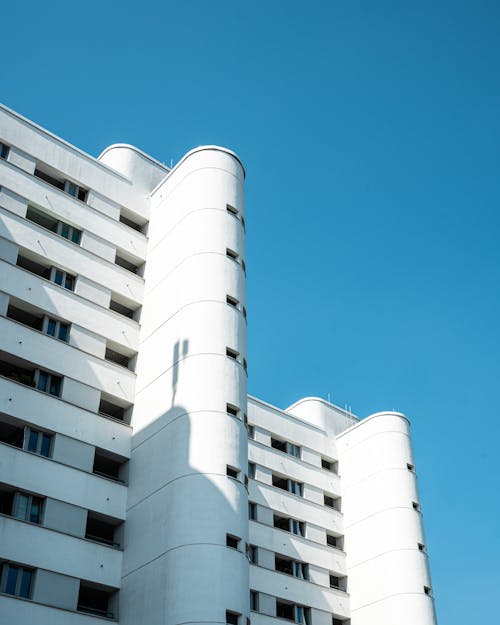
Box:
[0,142,10,160]
[226,204,238,216]
[226,295,239,308]
[226,248,239,261]
[226,403,240,418]
[226,347,239,360]
[226,466,239,479]
[226,534,240,549]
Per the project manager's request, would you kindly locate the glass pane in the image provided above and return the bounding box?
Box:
[71,229,81,244]
[13,494,29,520]
[19,569,32,598]
[60,223,70,239]
[37,371,48,392]
[58,324,69,342]
[49,376,60,396]
[65,274,74,290]
[40,434,52,457]
[67,183,78,197]
[30,498,42,523]
[27,429,39,452]
[47,319,57,336]
[54,270,63,285]
[296,607,303,624]
[5,565,19,595]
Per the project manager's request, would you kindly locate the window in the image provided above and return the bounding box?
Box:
[226,347,239,360]
[226,611,240,625]
[64,180,88,202]
[243,306,247,320]
[291,519,305,536]
[1,564,34,598]
[412,501,421,511]
[12,492,43,524]
[321,457,337,473]
[424,586,432,596]
[226,534,240,549]
[226,295,239,308]
[250,590,259,611]
[51,267,75,291]
[247,424,255,439]
[276,601,309,624]
[273,514,305,537]
[0,142,9,160]
[248,544,258,564]
[109,299,136,319]
[418,542,426,552]
[324,494,341,511]
[275,555,308,580]
[248,462,256,479]
[119,213,143,231]
[241,216,246,230]
[407,463,415,472]
[44,317,70,342]
[24,428,52,457]
[329,575,346,590]
[272,474,303,496]
[36,370,62,396]
[248,502,257,520]
[227,204,238,216]
[241,259,246,273]
[326,533,342,549]
[58,221,82,244]
[332,619,346,625]
[271,437,301,458]
[227,466,239,479]
[227,403,240,418]
[226,248,239,261]
[34,166,88,202]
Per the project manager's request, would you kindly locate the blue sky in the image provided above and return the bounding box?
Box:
[2,1,499,621]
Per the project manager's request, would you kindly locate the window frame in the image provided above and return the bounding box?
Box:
[0,563,34,599]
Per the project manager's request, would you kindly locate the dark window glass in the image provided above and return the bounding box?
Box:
[49,376,61,396]
[65,274,74,290]
[226,612,239,625]
[5,565,18,594]
[40,434,52,457]
[30,498,42,523]
[54,270,63,285]
[37,371,48,392]
[60,223,70,238]
[71,229,81,244]
[28,430,39,452]
[67,183,78,197]
[58,323,69,342]
[47,319,57,336]
[19,569,32,598]
[0,143,9,159]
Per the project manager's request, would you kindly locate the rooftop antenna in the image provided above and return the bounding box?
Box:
[170,158,174,169]
[327,392,331,403]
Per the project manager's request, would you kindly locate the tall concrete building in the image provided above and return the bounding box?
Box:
[0,103,437,625]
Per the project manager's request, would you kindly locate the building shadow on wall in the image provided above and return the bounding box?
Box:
[119,340,248,625]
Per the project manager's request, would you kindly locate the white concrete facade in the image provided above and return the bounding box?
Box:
[0,104,437,625]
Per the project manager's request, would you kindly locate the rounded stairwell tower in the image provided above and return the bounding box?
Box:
[121,147,249,625]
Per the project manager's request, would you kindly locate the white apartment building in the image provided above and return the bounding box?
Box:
[0,103,437,625]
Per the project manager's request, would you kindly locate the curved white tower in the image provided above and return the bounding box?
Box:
[337,412,437,625]
[119,146,248,625]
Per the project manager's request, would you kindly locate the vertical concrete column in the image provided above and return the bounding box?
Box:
[337,412,437,625]
[122,147,248,625]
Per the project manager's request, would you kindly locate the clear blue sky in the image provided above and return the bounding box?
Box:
[2,1,499,621]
